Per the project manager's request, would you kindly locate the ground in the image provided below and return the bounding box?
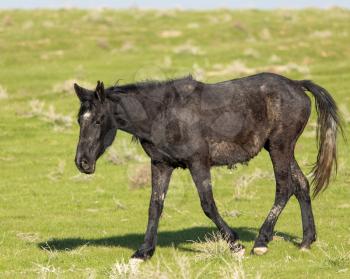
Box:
[0,8,349,279]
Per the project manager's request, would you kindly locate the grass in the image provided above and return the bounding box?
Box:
[0,7,350,278]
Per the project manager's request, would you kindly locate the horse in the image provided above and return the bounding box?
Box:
[73,72,342,260]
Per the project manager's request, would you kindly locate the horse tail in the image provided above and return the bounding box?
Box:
[298,80,343,198]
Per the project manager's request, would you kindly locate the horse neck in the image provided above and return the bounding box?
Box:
[109,85,166,141]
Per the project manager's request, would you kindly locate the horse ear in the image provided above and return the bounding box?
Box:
[74,83,93,102]
[95,80,105,103]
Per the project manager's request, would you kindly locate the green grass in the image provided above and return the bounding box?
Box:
[0,8,350,278]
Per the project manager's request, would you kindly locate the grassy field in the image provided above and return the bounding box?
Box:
[0,8,350,278]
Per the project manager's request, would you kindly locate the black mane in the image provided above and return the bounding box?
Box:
[107,75,195,95]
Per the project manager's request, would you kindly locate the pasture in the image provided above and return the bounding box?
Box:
[0,8,349,278]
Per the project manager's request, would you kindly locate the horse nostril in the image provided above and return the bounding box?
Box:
[81,159,89,170]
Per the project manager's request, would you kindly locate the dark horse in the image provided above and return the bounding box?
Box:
[74,73,341,259]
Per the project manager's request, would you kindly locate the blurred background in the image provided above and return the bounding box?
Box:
[1,0,350,9]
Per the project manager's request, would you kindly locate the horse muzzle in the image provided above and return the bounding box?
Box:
[75,156,96,174]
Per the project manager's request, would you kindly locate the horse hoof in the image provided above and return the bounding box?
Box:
[300,246,310,252]
[253,247,268,255]
[236,247,245,257]
[230,243,245,257]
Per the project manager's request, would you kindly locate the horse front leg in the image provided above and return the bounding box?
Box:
[131,161,173,260]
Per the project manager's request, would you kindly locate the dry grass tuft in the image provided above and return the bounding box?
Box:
[337,203,350,209]
[243,48,260,58]
[2,15,13,26]
[266,63,310,75]
[128,164,151,190]
[47,160,65,181]
[32,261,96,278]
[269,54,282,63]
[42,20,54,28]
[0,85,8,100]
[40,50,64,60]
[233,21,247,32]
[120,41,136,52]
[208,14,232,24]
[24,100,72,130]
[71,173,95,182]
[33,263,63,278]
[187,22,200,29]
[22,20,34,30]
[16,232,40,243]
[173,41,205,55]
[83,9,112,25]
[193,59,308,80]
[155,9,178,18]
[234,168,273,200]
[223,210,241,218]
[113,196,127,210]
[109,251,209,279]
[96,37,110,49]
[219,258,261,279]
[315,243,350,270]
[159,30,182,38]
[106,148,125,165]
[192,63,206,80]
[192,232,234,261]
[207,60,256,77]
[106,142,144,165]
[109,259,141,279]
[311,30,333,38]
[259,28,272,40]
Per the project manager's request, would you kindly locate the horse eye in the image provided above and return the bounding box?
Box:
[95,120,101,125]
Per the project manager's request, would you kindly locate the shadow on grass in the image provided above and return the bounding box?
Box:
[37,226,299,252]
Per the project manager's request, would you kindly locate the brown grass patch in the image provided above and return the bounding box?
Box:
[311,30,333,38]
[47,160,65,181]
[243,48,260,58]
[106,141,144,165]
[16,232,40,243]
[96,37,110,49]
[0,85,8,99]
[23,100,72,131]
[173,41,205,55]
[207,60,256,77]
[259,28,271,40]
[234,168,273,200]
[187,22,200,29]
[159,30,182,38]
[128,164,151,190]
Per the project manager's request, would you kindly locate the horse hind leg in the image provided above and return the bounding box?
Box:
[252,137,295,255]
[291,159,317,249]
[188,160,245,255]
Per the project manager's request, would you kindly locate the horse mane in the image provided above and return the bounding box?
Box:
[107,75,195,94]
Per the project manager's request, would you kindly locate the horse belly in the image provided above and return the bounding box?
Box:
[208,133,266,167]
